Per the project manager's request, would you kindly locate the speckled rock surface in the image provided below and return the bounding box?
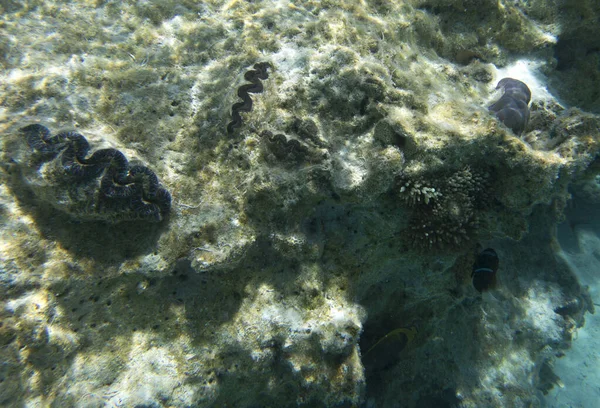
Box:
[1,1,599,407]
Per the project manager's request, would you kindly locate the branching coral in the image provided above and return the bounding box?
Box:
[398,180,441,206]
[399,167,490,249]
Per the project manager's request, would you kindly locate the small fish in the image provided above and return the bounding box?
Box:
[363,326,418,372]
[471,248,499,292]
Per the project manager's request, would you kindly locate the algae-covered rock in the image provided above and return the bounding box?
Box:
[0,0,599,407]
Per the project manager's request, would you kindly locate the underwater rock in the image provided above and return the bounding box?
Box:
[289,118,327,148]
[18,124,171,223]
[373,119,411,149]
[261,130,328,165]
[1,1,599,407]
[227,62,272,135]
[489,78,531,135]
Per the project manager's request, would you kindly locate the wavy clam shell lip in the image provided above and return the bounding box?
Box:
[226,62,272,135]
[20,124,171,223]
[489,77,531,136]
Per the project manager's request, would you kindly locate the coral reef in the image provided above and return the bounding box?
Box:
[0,1,599,407]
[399,167,490,249]
[546,1,600,112]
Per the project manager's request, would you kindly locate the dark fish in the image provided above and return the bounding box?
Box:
[471,248,499,292]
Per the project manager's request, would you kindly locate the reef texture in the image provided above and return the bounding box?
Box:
[16,124,171,223]
[0,1,600,407]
